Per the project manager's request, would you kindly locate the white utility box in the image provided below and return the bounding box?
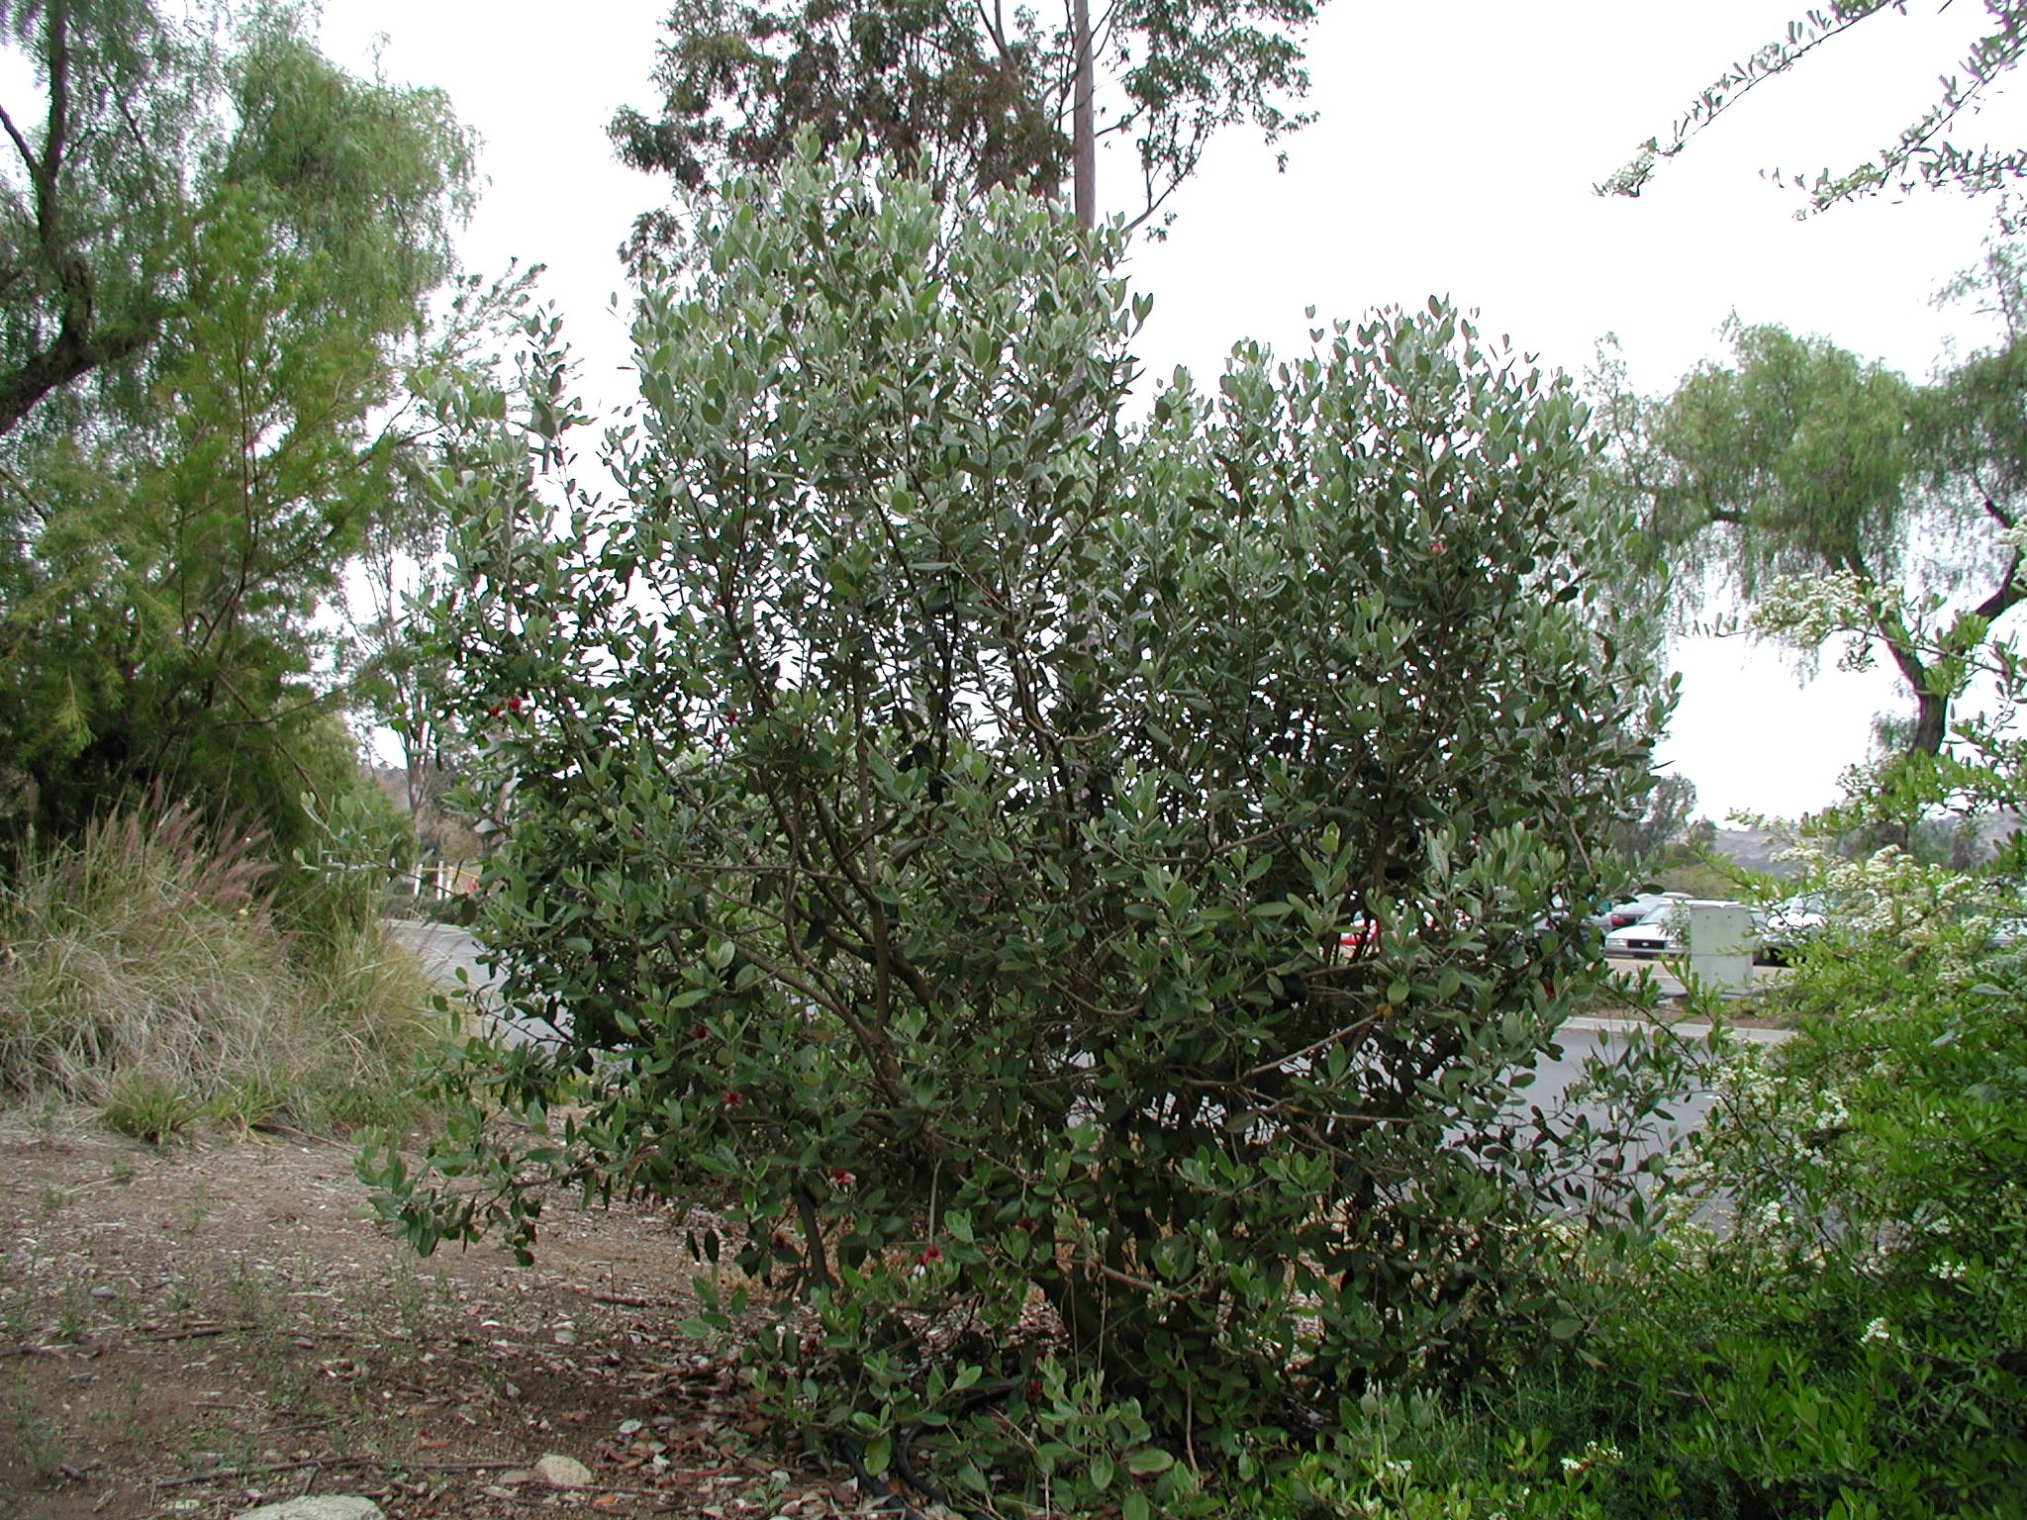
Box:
[1683,899,1756,992]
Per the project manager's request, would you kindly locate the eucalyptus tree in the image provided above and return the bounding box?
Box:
[610,0,1331,236]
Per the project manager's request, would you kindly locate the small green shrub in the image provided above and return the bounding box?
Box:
[207,1078,286,1134]
[1596,848,2027,1519]
[100,1071,201,1145]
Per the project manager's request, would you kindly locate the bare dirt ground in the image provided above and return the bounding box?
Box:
[0,1105,860,1520]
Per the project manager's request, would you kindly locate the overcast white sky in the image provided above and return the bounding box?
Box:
[317,0,2027,824]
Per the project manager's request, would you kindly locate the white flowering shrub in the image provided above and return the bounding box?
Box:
[1747,570,1909,675]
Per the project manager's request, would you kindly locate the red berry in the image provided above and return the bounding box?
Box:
[507,694,523,713]
[488,704,502,718]
[691,1023,708,1041]
[721,1090,741,1108]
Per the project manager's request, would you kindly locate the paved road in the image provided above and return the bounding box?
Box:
[1533,1015,1787,1156]
[382,920,564,1047]
[385,919,502,999]
[1600,952,1794,1001]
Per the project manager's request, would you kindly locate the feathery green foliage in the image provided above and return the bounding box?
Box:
[0,1,478,928]
[1601,273,2027,767]
[1603,0,2027,213]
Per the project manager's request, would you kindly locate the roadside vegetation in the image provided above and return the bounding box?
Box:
[0,0,525,1143]
[0,800,442,1137]
[3,2,2026,1518]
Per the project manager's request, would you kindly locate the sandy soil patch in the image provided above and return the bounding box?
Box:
[0,1106,861,1520]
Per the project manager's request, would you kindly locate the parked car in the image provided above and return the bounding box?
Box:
[1588,890,1689,933]
[1754,891,1831,965]
[1332,905,1479,960]
[1603,902,1685,958]
[1335,917,1381,959]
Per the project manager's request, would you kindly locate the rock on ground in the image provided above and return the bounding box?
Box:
[532,1453,595,1488]
[236,1499,386,1520]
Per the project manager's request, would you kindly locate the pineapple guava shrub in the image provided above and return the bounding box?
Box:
[367,144,1679,1512]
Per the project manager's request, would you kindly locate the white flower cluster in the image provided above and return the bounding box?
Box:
[1746,571,1904,670]
[1861,1316,1894,1347]
[1559,1441,1625,1477]
[1813,1087,1851,1130]
[1769,843,1999,982]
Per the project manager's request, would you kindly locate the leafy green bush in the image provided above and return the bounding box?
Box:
[371,144,1677,1508]
[0,800,440,1128]
[1593,848,2027,1519]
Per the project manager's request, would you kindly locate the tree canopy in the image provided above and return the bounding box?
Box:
[0,0,481,922]
[0,1,472,438]
[1605,279,2027,769]
[1602,0,2027,212]
[0,0,204,433]
[610,0,1330,237]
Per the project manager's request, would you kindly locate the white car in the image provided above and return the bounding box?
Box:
[1588,890,1690,933]
[1604,902,1684,958]
[1755,891,1830,964]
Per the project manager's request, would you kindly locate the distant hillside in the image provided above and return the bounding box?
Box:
[1705,817,2023,878]
[1707,827,1799,878]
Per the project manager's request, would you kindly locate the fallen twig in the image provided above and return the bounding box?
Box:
[589,1291,679,1308]
[155,1455,532,1489]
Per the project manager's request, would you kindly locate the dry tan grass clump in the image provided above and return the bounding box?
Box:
[0,803,439,1131]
